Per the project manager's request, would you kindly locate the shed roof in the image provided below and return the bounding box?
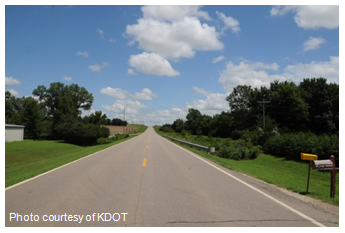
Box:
[5,124,25,128]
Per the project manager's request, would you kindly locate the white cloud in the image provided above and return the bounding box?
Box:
[5,76,21,85]
[129,52,180,76]
[62,76,73,82]
[218,56,339,93]
[216,11,240,33]
[213,55,225,64]
[126,6,223,61]
[76,51,89,58]
[219,61,285,93]
[101,87,160,125]
[271,5,339,29]
[193,86,210,95]
[97,28,104,39]
[284,56,339,84]
[88,62,109,72]
[102,99,149,123]
[187,87,228,115]
[146,107,187,125]
[100,87,131,99]
[127,69,137,75]
[141,5,211,22]
[6,89,19,96]
[303,36,326,51]
[134,88,158,100]
[101,86,158,101]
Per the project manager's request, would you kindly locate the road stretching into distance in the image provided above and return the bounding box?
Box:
[5,127,339,227]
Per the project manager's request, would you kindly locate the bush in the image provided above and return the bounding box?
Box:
[159,126,175,133]
[56,121,110,146]
[263,132,339,162]
[97,137,113,144]
[218,139,261,160]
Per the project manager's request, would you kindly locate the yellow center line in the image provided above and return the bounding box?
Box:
[142,158,147,167]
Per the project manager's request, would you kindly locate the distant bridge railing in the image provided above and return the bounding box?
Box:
[162,134,215,154]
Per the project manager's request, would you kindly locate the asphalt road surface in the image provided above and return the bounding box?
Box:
[5,127,339,227]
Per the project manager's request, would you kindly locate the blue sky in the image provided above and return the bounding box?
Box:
[5,4,340,126]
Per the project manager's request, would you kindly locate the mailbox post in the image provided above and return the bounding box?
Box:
[300,153,318,193]
[311,155,339,198]
[301,153,339,198]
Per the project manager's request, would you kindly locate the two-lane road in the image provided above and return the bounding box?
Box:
[5,127,338,227]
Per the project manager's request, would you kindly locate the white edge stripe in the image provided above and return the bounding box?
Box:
[162,136,327,227]
[5,135,140,191]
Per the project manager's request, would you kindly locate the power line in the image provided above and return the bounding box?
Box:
[5,68,40,86]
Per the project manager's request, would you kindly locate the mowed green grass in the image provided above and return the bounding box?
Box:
[167,141,339,205]
[5,137,134,188]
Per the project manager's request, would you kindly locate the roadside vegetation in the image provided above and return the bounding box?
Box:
[154,77,339,205]
[5,82,133,146]
[5,81,148,187]
[155,128,339,205]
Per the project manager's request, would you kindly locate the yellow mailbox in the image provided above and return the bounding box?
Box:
[301,153,318,161]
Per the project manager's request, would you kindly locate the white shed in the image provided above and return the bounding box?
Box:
[5,124,25,142]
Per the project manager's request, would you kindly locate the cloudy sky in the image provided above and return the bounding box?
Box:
[5,3,340,126]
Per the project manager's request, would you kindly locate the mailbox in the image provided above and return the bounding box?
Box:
[301,153,318,161]
[301,153,338,199]
[312,160,333,171]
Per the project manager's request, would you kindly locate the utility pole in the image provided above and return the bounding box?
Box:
[123,107,126,133]
[257,100,270,130]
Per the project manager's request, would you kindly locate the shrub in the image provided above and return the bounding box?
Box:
[263,132,339,161]
[218,139,261,160]
[56,121,110,146]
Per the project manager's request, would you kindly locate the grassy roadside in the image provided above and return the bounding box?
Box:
[155,129,339,205]
[5,135,137,188]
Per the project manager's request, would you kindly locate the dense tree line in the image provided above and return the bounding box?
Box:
[164,77,339,160]
[5,82,127,145]
[169,78,338,137]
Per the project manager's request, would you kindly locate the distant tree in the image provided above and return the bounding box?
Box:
[5,91,23,124]
[20,97,44,139]
[299,77,339,134]
[269,80,309,132]
[209,111,234,138]
[111,118,127,126]
[84,111,108,125]
[185,108,202,135]
[226,85,254,130]
[172,119,185,133]
[200,115,212,136]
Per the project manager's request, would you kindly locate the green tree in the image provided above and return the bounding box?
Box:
[299,77,339,134]
[84,111,108,125]
[20,97,44,139]
[185,108,202,135]
[226,85,254,130]
[269,80,309,132]
[172,118,185,133]
[209,111,234,138]
[5,91,23,124]
[32,82,94,139]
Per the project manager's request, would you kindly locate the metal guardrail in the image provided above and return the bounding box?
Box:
[162,134,215,153]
